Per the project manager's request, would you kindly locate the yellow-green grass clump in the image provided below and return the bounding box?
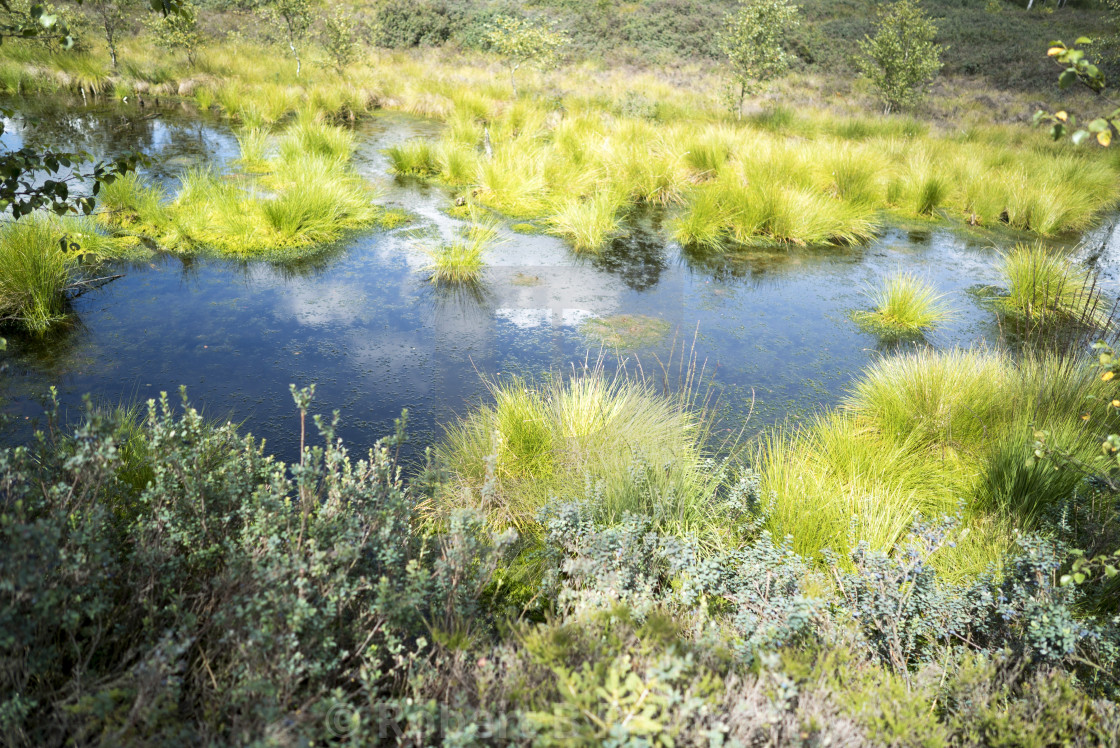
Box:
[580,314,671,349]
[4,38,1118,251]
[758,349,1116,581]
[434,367,739,544]
[853,272,952,337]
[0,215,143,333]
[98,122,379,256]
[424,220,500,285]
[998,243,1108,326]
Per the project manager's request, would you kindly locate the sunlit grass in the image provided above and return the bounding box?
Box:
[853,272,952,337]
[0,216,75,333]
[759,348,1115,581]
[97,122,379,256]
[0,215,146,333]
[998,243,1108,326]
[424,217,500,285]
[433,362,741,544]
[4,36,1118,253]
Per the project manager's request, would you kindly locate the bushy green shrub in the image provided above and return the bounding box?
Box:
[371,0,460,49]
[0,388,509,745]
[2,388,1119,744]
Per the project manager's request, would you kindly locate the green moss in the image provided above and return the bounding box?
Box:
[373,206,413,230]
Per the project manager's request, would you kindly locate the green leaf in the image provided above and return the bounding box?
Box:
[1072,129,1090,145]
[1075,36,1093,45]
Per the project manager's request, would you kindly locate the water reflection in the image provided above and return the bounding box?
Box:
[2,102,1111,465]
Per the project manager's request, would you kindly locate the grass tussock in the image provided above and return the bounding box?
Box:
[433,361,740,544]
[998,244,1108,327]
[425,218,500,285]
[97,122,379,256]
[1,36,1118,252]
[0,215,144,333]
[0,217,74,333]
[759,348,1116,580]
[853,272,952,337]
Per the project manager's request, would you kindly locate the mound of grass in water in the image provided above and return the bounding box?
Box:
[433,364,741,543]
[580,314,670,349]
[997,244,1107,327]
[0,215,144,333]
[852,272,951,337]
[424,219,500,285]
[0,217,74,333]
[385,138,440,177]
[759,349,1116,581]
[98,122,380,256]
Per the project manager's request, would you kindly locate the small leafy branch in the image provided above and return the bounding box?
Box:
[1060,548,1120,586]
[1035,38,1119,146]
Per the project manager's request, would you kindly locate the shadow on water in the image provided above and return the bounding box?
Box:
[3,102,1118,464]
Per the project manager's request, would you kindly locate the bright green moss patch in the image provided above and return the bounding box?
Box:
[580,314,671,349]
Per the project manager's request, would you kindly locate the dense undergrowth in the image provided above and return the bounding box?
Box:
[2,383,1118,746]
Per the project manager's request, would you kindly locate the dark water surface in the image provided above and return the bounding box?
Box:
[2,99,1113,464]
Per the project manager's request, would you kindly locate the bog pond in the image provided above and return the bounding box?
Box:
[3,100,1118,463]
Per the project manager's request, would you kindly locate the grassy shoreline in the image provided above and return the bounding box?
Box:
[4,39,1119,254]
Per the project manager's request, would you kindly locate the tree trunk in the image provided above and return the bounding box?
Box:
[291,42,301,77]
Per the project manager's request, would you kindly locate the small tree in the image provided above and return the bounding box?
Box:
[856,0,943,114]
[322,10,357,74]
[85,0,140,69]
[486,16,566,97]
[719,0,800,119]
[262,0,311,77]
[144,0,200,66]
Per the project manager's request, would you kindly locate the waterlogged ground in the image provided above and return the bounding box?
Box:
[2,100,1115,463]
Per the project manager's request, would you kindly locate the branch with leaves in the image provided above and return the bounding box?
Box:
[1035,38,1120,146]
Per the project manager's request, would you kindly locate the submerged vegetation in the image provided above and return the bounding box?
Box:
[853,271,951,337]
[580,313,671,349]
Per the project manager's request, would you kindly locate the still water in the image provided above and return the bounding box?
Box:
[2,99,1112,463]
